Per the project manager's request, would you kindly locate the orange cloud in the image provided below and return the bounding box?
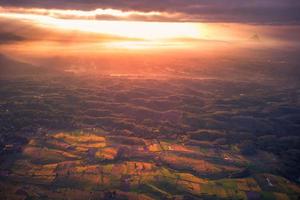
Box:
[1,0,299,24]
[0,7,183,22]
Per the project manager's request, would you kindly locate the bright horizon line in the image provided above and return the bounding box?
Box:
[0,12,203,40]
[1,6,297,51]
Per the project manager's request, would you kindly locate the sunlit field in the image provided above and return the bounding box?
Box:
[0,1,300,200]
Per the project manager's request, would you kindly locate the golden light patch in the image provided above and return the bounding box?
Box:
[0,7,200,40]
[0,8,203,50]
[53,132,106,143]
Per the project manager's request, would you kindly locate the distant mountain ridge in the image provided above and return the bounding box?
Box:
[249,33,260,42]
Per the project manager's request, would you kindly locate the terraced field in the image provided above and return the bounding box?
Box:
[1,131,299,200]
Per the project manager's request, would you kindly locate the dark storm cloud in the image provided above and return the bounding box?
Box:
[0,0,300,24]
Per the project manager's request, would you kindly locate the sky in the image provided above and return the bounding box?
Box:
[0,0,299,56]
[0,0,300,24]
